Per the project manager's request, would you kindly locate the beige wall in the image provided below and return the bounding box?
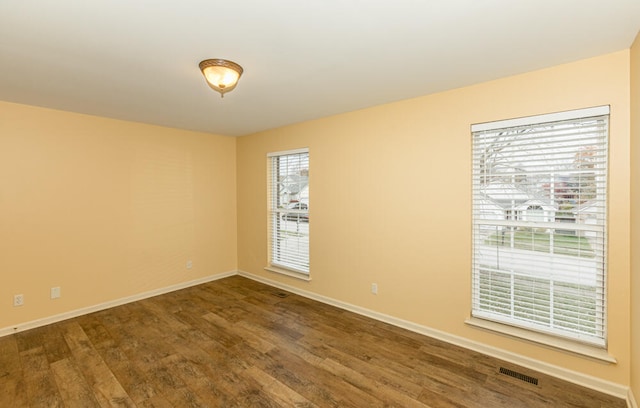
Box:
[0,102,237,330]
[0,45,635,391]
[631,32,640,402]
[237,50,632,385]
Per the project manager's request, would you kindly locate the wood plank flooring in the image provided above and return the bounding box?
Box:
[0,276,626,407]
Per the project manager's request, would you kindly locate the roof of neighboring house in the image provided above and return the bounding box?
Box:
[572,200,601,214]
[481,183,531,207]
[515,199,557,212]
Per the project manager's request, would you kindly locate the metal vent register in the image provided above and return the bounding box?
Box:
[499,367,539,386]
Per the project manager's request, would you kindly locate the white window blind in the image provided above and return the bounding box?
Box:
[471,106,609,347]
[267,149,310,274]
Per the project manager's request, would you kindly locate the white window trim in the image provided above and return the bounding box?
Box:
[264,266,312,282]
[465,317,616,363]
[471,105,610,132]
[266,148,310,278]
[267,147,309,157]
[471,106,609,348]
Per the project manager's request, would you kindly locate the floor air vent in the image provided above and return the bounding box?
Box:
[499,367,539,386]
[272,292,289,298]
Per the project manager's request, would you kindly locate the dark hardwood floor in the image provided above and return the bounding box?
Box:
[0,276,626,407]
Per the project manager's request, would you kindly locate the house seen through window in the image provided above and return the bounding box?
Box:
[471,106,609,347]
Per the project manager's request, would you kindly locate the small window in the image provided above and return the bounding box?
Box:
[471,106,609,347]
[267,148,310,276]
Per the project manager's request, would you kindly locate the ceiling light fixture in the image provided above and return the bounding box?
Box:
[199,59,243,98]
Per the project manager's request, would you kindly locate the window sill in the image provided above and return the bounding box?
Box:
[465,317,616,364]
[264,266,311,282]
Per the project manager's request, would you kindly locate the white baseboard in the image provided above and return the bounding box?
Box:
[630,389,638,408]
[238,270,631,403]
[0,270,236,338]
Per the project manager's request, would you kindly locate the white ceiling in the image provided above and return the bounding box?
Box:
[1,1,639,137]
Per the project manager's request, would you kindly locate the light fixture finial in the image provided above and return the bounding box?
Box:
[199,59,243,98]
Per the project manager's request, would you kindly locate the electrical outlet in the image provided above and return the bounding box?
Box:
[13,294,24,307]
[186,260,193,269]
[51,287,61,299]
[371,283,378,295]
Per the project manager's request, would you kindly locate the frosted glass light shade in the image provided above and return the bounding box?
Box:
[199,59,243,97]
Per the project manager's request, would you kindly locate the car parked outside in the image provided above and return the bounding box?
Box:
[282,201,309,222]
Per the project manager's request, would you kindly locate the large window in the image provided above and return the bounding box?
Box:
[267,148,310,276]
[471,106,609,347]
